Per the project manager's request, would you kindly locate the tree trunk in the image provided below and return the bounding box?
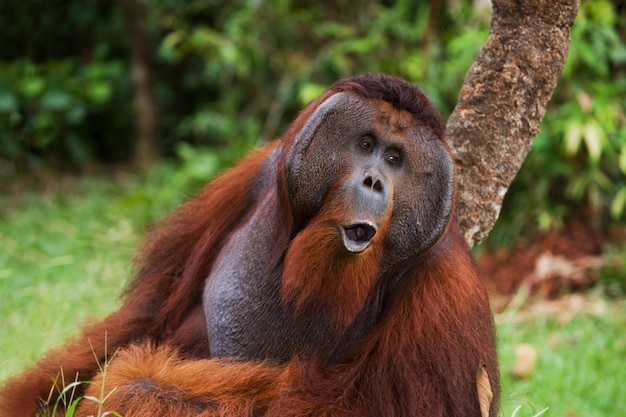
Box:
[120,0,160,171]
[447,0,580,247]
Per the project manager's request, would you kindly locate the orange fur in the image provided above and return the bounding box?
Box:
[76,344,286,417]
[135,141,281,337]
[0,142,280,416]
[76,230,497,417]
[282,185,390,329]
[1,74,499,417]
[282,219,383,329]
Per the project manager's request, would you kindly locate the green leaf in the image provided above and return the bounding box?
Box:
[19,77,45,98]
[619,144,626,175]
[0,93,18,112]
[564,122,583,155]
[65,396,83,417]
[40,90,73,111]
[610,188,626,219]
[87,81,112,104]
[582,121,605,163]
[297,83,326,105]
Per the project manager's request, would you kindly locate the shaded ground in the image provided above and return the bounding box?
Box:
[479,219,615,311]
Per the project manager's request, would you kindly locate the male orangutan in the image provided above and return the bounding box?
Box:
[0,73,499,416]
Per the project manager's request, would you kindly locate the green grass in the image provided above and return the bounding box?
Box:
[1,174,625,416]
[0,178,142,380]
[497,298,626,416]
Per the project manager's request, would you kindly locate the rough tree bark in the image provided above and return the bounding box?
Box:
[119,0,160,171]
[447,0,580,247]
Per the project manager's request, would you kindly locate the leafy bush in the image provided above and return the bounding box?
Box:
[0,0,131,171]
[153,0,487,152]
[0,59,132,170]
[0,1,490,172]
[1,0,624,245]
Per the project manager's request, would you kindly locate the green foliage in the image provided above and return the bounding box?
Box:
[2,0,625,245]
[115,142,224,226]
[153,0,487,154]
[0,0,505,180]
[601,244,626,297]
[0,59,132,169]
[0,0,124,62]
[0,0,132,170]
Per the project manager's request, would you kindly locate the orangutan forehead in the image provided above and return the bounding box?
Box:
[370,99,415,134]
[317,92,418,135]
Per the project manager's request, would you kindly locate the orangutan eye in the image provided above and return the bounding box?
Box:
[386,150,402,165]
[359,136,374,151]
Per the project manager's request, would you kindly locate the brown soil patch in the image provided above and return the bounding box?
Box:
[479,219,607,310]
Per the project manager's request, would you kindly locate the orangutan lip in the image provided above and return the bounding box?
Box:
[340,222,377,253]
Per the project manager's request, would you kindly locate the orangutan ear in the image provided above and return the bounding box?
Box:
[283,92,354,202]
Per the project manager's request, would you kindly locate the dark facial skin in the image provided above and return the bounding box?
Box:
[203,91,454,363]
[286,93,454,266]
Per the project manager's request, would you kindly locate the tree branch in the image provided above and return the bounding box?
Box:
[446,0,580,247]
[120,0,160,171]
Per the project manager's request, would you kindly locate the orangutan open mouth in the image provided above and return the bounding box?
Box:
[340,222,377,253]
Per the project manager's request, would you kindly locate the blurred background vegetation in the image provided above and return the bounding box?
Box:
[1,0,625,248]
